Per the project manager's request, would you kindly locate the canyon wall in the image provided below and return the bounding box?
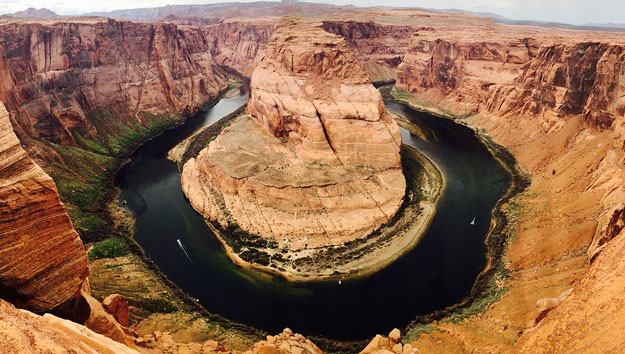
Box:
[182,23,405,249]
[396,24,625,353]
[397,30,540,114]
[486,42,625,133]
[0,18,228,148]
[200,19,414,81]
[321,20,414,82]
[0,103,89,313]
[201,21,274,77]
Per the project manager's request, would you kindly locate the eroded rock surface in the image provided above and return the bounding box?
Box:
[0,18,228,146]
[393,17,625,354]
[0,103,89,313]
[0,299,139,354]
[183,23,404,250]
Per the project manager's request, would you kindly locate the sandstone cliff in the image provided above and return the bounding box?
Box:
[321,20,414,82]
[0,103,89,313]
[486,42,625,132]
[397,30,540,115]
[202,21,274,77]
[183,23,404,251]
[198,19,415,82]
[394,20,625,353]
[0,18,228,147]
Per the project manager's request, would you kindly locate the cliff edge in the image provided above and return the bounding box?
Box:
[182,23,406,276]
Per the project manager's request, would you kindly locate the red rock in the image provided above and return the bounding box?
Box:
[82,291,127,343]
[102,294,130,327]
[0,299,138,353]
[182,23,405,251]
[0,103,89,313]
[0,19,228,146]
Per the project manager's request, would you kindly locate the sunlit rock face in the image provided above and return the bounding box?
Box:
[0,299,139,354]
[183,23,405,249]
[0,103,89,313]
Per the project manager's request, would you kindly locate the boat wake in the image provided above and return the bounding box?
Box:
[177,239,193,263]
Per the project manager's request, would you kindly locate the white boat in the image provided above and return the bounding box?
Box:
[470,217,476,225]
[177,238,193,263]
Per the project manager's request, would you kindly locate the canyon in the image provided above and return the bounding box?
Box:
[181,22,424,279]
[1,2,625,353]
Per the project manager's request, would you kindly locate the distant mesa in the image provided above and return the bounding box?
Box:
[8,7,61,19]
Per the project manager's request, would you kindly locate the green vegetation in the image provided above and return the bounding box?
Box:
[45,142,116,238]
[44,107,188,241]
[127,297,178,314]
[403,323,434,342]
[81,108,182,157]
[389,87,475,119]
[88,237,129,261]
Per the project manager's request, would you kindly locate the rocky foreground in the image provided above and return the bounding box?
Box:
[182,23,405,255]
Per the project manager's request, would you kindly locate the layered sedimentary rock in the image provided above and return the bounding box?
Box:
[395,20,625,353]
[0,18,228,146]
[0,299,139,354]
[183,23,404,249]
[202,22,275,77]
[0,103,89,313]
[321,20,414,81]
[200,19,414,82]
[486,42,625,131]
[397,31,540,114]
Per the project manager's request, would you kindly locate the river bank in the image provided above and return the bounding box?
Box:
[56,83,266,349]
[380,86,531,340]
[192,142,443,282]
[113,87,514,341]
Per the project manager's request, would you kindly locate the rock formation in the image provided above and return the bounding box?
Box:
[486,42,625,131]
[0,299,139,354]
[360,328,419,354]
[0,103,89,313]
[249,328,323,354]
[397,32,540,115]
[182,23,404,250]
[200,19,414,81]
[0,18,228,147]
[394,17,625,353]
[103,293,130,328]
[202,22,275,77]
[321,20,414,82]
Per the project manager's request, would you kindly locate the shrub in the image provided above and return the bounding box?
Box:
[88,238,129,261]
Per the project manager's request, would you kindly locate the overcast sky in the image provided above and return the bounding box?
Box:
[1,0,623,25]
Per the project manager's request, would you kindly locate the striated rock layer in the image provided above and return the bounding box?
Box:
[394,20,625,354]
[202,21,275,77]
[201,19,415,82]
[183,23,405,249]
[0,103,89,313]
[0,299,139,354]
[321,20,414,82]
[0,18,228,146]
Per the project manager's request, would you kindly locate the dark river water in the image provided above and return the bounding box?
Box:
[115,93,511,340]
